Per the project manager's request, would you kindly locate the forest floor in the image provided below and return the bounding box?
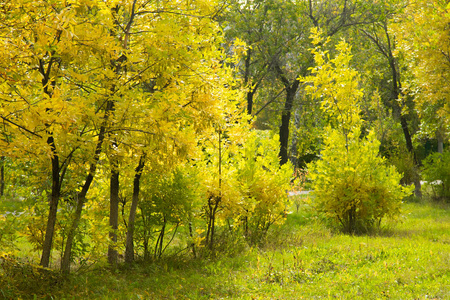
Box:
[1,199,449,299]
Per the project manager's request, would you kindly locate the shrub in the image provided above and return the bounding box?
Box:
[234,131,293,244]
[422,151,450,201]
[307,128,413,234]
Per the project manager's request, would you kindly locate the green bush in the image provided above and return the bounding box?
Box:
[307,128,413,234]
[234,131,293,245]
[422,151,450,201]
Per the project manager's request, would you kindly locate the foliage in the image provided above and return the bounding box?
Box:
[1,201,448,299]
[308,128,413,233]
[422,151,450,201]
[0,2,448,298]
[0,254,63,298]
[394,0,450,141]
[234,131,293,244]
[302,31,413,233]
[198,128,292,248]
[137,167,198,260]
[302,29,363,135]
[387,149,421,192]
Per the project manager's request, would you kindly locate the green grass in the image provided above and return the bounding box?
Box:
[1,200,449,299]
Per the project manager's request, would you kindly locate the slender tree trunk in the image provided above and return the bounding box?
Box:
[61,101,113,273]
[155,218,166,259]
[209,199,220,251]
[0,156,4,197]
[108,164,119,266]
[39,52,63,268]
[189,222,196,258]
[244,49,253,115]
[289,110,301,168]
[40,136,60,268]
[247,90,255,116]
[125,155,146,264]
[437,129,444,154]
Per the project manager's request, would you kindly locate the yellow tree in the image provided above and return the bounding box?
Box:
[394,0,450,152]
[0,0,121,268]
[47,0,243,269]
[0,0,237,272]
[301,30,412,233]
[301,28,363,142]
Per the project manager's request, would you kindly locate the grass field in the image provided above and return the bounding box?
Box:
[1,200,449,299]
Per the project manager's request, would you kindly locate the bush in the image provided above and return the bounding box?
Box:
[307,128,413,234]
[422,151,450,201]
[234,132,293,245]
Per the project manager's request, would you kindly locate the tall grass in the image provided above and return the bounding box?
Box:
[1,200,449,299]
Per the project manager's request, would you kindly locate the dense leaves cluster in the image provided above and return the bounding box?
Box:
[308,129,413,233]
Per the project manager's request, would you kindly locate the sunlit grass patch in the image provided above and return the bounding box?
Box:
[1,200,449,299]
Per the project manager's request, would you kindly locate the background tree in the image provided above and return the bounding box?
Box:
[394,0,449,153]
[221,0,384,167]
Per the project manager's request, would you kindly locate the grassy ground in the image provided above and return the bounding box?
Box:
[1,200,449,299]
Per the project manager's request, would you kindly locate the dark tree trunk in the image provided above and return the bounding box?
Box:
[188,222,196,258]
[1,156,4,197]
[39,52,63,268]
[124,155,146,264]
[154,218,166,259]
[289,110,301,167]
[247,90,255,116]
[278,80,300,165]
[244,49,253,115]
[108,165,119,266]
[40,136,60,268]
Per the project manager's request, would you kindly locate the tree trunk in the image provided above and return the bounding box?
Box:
[1,156,4,197]
[189,222,196,258]
[60,101,113,273]
[437,129,444,154]
[247,90,255,116]
[274,63,300,166]
[244,49,253,115]
[40,136,60,268]
[155,218,166,259]
[278,82,300,165]
[108,165,119,266]
[39,53,63,268]
[289,110,301,168]
[124,155,146,264]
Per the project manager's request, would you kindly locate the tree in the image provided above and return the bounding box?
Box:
[351,2,423,197]
[0,0,242,271]
[221,0,382,166]
[393,0,450,153]
[302,33,413,233]
[0,0,119,268]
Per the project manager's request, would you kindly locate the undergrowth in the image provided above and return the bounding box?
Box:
[1,201,449,299]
